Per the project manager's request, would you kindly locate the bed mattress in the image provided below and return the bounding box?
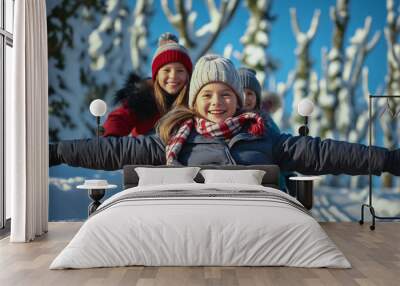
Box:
[50,183,350,269]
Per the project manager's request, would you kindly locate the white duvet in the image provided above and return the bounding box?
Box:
[50,183,351,269]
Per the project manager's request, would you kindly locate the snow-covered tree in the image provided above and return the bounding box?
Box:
[130,0,153,75]
[379,0,400,187]
[47,0,105,140]
[286,0,382,188]
[335,16,380,140]
[319,0,349,138]
[48,0,152,141]
[240,0,277,85]
[289,8,320,129]
[160,0,240,60]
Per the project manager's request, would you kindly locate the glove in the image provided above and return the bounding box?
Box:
[384,149,400,176]
[49,143,61,167]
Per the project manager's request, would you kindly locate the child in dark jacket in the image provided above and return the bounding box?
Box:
[238,67,294,192]
[50,54,400,178]
[237,67,280,136]
[103,33,193,137]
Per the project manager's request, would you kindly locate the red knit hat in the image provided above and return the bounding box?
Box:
[151,33,193,81]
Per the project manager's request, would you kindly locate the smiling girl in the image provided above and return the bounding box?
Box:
[103,33,192,137]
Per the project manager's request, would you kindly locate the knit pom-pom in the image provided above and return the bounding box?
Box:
[158,32,179,46]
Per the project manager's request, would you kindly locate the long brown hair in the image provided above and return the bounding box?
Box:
[157,106,196,144]
[153,76,189,116]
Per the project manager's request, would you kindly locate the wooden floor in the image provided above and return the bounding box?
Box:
[0,222,399,286]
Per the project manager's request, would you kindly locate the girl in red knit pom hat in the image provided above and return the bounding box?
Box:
[103,33,192,137]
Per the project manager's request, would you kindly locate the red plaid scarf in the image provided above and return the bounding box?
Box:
[166,112,265,165]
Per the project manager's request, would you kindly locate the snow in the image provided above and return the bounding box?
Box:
[106,0,118,13]
[98,16,113,31]
[114,18,122,32]
[293,79,307,90]
[328,47,340,60]
[259,19,268,30]
[257,0,268,10]
[328,61,341,77]
[88,31,102,57]
[255,31,268,45]
[345,45,357,58]
[223,44,233,58]
[297,33,307,45]
[243,45,265,66]
[91,55,106,71]
[49,177,85,192]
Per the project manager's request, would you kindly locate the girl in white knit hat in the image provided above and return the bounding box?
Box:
[157,54,266,165]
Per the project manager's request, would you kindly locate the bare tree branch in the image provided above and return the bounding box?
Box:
[196,0,240,60]
[161,0,195,47]
[307,10,321,39]
[289,8,300,36]
[385,27,400,68]
[366,30,381,52]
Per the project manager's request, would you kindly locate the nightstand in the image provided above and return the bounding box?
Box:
[288,176,321,210]
[77,180,117,216]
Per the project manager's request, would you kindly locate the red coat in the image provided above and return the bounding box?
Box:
[103,102,161,137]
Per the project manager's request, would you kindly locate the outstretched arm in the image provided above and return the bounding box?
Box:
[102,106,135,137]
[272,133,399,176]
[50,135,166,170]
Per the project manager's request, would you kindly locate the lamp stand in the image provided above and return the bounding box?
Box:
[96,116,100,136]
[298,116,309,136]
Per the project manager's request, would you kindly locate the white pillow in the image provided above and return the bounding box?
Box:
[200,169,266,185]
[135,167,201,186]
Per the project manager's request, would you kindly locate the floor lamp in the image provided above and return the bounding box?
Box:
[297,98,314,136]
[85,99,108,215]
[289,98,317,209]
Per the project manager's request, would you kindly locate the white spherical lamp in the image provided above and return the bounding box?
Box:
[89,99,107,137]
[89,99,107,117]
[297,98,314,117]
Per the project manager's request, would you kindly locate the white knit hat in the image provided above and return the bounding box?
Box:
[188,54,243,108]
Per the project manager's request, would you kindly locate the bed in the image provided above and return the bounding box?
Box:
[50,165,350,269]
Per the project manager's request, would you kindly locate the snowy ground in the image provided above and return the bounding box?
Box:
[313,186,400,222]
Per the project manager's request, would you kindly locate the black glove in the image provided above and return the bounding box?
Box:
[49,143,61,167]
[384,149,400,176]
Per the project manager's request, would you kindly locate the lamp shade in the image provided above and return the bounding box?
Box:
[297,98,314,117]
[89,99,107,117]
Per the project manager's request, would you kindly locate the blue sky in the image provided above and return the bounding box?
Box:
[147,0,388,93]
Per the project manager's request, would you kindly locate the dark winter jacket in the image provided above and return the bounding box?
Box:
[103,73,165,137]
[50,126,399,176]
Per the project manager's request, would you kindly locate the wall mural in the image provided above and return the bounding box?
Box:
[48,0,400,221]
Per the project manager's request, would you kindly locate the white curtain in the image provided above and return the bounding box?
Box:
[7,0,48,242]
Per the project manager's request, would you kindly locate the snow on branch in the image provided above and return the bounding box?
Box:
[335,16,380,139]
[289,7,320,127]
[161,0,195,47]
[240,0,276,86]
[130,0,153,75]
[385,27,400,69]
[290,8,320,51]
[161,0,240,60]
[316,0,349,138]
[349,17,380,87]
[379,0,400,187]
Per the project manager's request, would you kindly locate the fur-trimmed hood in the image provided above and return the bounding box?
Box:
[113,73,159,120]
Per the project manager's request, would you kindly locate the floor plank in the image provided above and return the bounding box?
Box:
[0,222,399,286]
